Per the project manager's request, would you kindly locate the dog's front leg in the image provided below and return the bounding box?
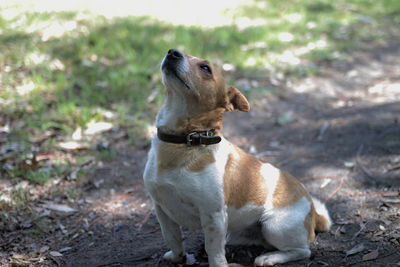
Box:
[201,210,229,267]
[155,204,185,263]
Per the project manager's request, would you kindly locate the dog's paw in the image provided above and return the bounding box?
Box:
[254,254,276,266]
[163,251,185,263]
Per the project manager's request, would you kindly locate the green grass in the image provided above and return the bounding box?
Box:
[0,0,399,185]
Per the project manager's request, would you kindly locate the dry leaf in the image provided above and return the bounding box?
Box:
[59,247,72,253]
[59,141,88,151]
[12,254,26,259]
[40,246,49,253]
[29,130,55,144]
[362,250,379,261]
[345,243,364,256]
[49,251,63,257]
[84,121,113,135]
[72,127,83,141]
[43,202,76,213]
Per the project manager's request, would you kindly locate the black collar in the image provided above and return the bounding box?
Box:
[157,128,222,146]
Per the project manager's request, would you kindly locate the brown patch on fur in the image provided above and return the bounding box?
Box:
[272,169,311,208]
[223,146,267,208]
[176,108,226,133]
[188,152,216,172]
[157,142,215,175]
[315,213,330,232]
[304,204,316,243]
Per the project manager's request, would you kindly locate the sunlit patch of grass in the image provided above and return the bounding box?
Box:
[25,169,51,185]
[11,183,31,209]
[8,168,51,185]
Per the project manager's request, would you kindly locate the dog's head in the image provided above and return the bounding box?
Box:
[161,49,249,131]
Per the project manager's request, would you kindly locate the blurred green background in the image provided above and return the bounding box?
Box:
[0,0,399,185]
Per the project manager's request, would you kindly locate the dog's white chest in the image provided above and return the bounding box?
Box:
[146,175,202,229]
[143,138,227,229]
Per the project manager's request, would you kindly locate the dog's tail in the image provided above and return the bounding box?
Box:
[312,197,332,232]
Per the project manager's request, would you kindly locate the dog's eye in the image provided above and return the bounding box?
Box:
[200,64,212,74]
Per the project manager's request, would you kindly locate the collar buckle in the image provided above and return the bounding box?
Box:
[186,132,200,146]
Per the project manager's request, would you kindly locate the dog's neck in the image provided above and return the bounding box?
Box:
[156,90,188,134]
[156,90,225,135]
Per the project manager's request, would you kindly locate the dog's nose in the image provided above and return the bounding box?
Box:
[167,49,183,60]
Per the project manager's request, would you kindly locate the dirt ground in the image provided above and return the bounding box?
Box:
[3,43,400,266]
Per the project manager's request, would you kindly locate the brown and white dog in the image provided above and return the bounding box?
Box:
[143,49,331,266]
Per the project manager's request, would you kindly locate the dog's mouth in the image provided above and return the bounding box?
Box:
[162,65,191,90]
[170,69,191,90]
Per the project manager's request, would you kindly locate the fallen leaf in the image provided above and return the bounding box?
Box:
[29,130,55,144]
[320,178,332,188]
[40,246,49,253]
[43,202,76,213]
[84,121,113,135]
[362,249,379,261]
[72,127,83,141]
[0,124,10,133]
[344,161,355,168]
[12,254,26,259]
[345,243,365,256]
[49,251,62,257]
[59,141,88,151]
[59,247,72,253]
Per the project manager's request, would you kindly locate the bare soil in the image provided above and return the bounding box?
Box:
[2,43,400,266]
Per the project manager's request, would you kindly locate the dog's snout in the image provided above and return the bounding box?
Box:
[167,49,183,60]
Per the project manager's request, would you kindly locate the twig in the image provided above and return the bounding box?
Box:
[387,163,400,172]
[346,191,399,197]
[138,211,152,231]
[94,254,155,267]
[324,171,347,202]
[348,250,400,266]
[49,255,61,267]
[356,144,374,179]
[334,226,342,240]
[317,121,330,141]
[352,221,367,240]
[301,174,342,181]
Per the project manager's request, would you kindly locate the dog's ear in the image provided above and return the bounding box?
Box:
[226,86,250,112]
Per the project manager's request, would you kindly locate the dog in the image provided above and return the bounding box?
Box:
[143,49,331,266]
